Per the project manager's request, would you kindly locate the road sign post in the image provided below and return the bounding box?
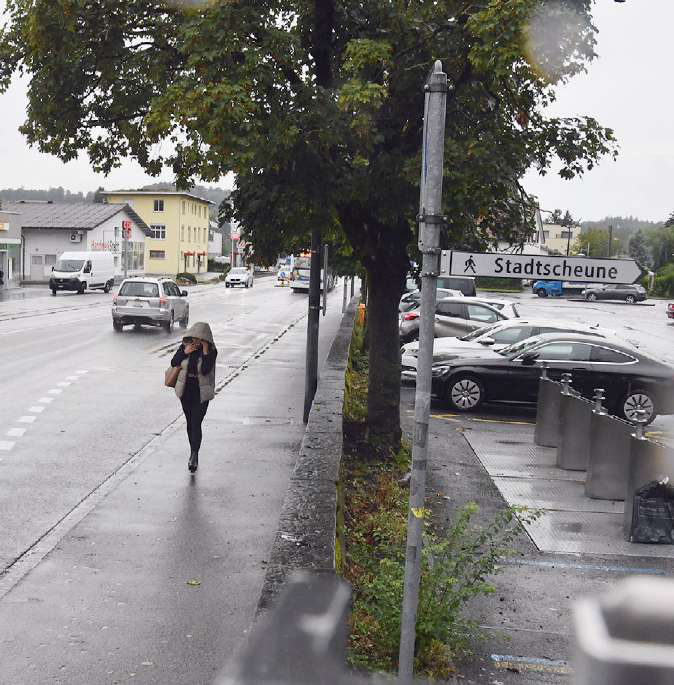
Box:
[441,251,641,284]
[398,61,447,682]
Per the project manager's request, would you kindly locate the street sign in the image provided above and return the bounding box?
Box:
[441,251,641,284]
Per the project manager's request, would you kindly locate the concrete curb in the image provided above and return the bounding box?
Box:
[257,298,358,612]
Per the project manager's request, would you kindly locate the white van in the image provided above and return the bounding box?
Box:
[49,251,115,295]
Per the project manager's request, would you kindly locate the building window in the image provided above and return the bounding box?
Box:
[188,226,192,242]
[44,254,57,266]
[153,199,165,212]
[181,226,185,241]
[114,256,119,267]
[209,231,214,241]
[149,224,166,240]
[543,231,550,239]
[182,201,186,214]
[560,230,572,238]
[149,250,166,260]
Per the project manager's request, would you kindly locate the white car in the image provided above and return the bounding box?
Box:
[225,267,254,288]
[400,288,463,313]
[401,318,639,380]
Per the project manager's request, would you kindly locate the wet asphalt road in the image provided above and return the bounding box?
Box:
[0,277,346,684]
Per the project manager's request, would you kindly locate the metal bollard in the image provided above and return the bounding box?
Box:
[574,576,674,684]
[534,365,564,448]
[623,410,674,541]
[556,388,594,471]
[586,389,633,500]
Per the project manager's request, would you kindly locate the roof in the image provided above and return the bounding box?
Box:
[102,190,213,205]
[3,201,150,235]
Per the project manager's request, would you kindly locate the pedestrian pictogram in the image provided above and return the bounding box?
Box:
[464,255,477,274]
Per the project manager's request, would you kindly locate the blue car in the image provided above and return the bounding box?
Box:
[532,280,563,297]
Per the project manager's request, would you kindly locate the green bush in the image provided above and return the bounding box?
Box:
[207,258,229,273]
[176,272,197,284]
[652,263,674,298]
[475,276,523,292]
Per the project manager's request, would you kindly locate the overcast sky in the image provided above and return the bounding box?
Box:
[0,2,671,221]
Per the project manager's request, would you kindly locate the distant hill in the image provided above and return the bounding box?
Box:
[0,183,231,221]
[581,216,663,235]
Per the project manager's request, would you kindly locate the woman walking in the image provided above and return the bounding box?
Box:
[170,322,217,473]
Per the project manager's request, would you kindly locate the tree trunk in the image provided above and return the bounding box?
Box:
[365,261,405,455]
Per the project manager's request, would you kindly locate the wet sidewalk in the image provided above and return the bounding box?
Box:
[0,306,344,685]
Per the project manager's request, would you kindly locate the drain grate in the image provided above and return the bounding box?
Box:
[496,440,527,445]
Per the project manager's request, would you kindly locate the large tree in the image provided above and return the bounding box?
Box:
[1,0,617,452]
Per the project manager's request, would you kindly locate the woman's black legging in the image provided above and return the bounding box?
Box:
[181,398,209,452]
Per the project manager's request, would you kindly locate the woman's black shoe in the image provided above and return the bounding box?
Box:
[188,451,198,473]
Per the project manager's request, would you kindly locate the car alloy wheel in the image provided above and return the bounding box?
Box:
[625,295,636,304]
[622,391,655,424]
[586,293,597,301]
[537,289,548,298]
[448,375,483,411]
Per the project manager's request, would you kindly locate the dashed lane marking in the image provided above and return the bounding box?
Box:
[47,389,62,395]
[38,397,53,404]
[6,428,25,438]
[17,416,36,424]
[28,406,45,414]
[0,441,15,451]
[75,370,88,374]
[57,381,71,387]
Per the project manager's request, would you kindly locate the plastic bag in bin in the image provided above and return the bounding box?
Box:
[629,478,674,544]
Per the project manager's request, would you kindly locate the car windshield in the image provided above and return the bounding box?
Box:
[460,323,499,341]
[54,259,84,273]
[498,336,543,357]
[231,268,247,274]
[119,282,159,298]
[295,257,311,269]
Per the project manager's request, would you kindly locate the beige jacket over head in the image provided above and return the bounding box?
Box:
[174,322,216,403]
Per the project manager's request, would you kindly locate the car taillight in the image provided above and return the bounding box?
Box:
[403,312,419,321]
[160,297,168,307]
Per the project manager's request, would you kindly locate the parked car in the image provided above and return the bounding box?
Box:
[399,297,514,344]
[436,275,477,296]
[582,283,647,304]
[532,280,597,297]
[225,267,254,288]
[112,278,189,332]
[668,303,674,320]
[400,319,639,379]
[431,332,674,424]
[399,288,463,313]
[50,251,115,295]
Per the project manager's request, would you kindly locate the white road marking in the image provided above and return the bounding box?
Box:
[6,428,26,437]
[0,441,15,451]
[57,381,71,387]
[48,389,62,395]
[38,397,54,403]
[65,376,79,381]
[29,406,45,414]
[76,370,88,374]
[18,416,36,424]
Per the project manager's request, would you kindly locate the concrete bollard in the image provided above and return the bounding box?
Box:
[556,390,593,471]
[574,576,674,684]
[534,366,564,448]
[585,389,634,501]
[623,410,674,542]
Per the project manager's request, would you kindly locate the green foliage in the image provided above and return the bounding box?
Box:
[629,229,652,269]
[651,263,674,298]
[342,443,540,679]
[572,227,609,257]
[175,271,196,284]
[343,314,368,426]
[476,276,523,292]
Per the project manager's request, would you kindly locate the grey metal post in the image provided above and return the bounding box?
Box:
[633,408,647,440]
[323,243,329,317]
[561,372,572,394]
[540,362,548,380]
[398,60,448,682]
[342,278,348,312]
[303,228,321,423]
[350,276,354,299]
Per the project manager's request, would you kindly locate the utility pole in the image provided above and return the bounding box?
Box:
[608,224,613,258]
[303,227,321,423]
[398,60,448,682]
[123,226,129,280]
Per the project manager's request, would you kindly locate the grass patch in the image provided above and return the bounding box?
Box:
[340,311,539,678]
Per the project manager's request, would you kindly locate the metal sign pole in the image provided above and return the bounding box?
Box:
[398,60,448,682]
[323,243,329,317]
[303,228,322,423]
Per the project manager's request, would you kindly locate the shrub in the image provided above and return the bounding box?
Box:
[176,272,197,284]
[475,276,523,291]
[652,263,674,298]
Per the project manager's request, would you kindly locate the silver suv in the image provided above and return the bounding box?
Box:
[112,278,189,333]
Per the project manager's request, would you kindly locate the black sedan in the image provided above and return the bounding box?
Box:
[431,333,674,424]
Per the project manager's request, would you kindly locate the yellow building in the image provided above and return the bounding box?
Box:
[102,191,212,275]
